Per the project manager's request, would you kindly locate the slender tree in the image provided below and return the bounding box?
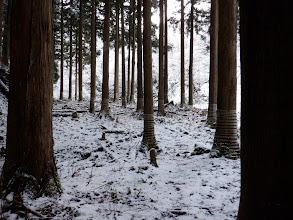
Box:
[143,0,157,151]
[0,0,4,61]
[207,0,218,125]
[90,0,96,113]
[75,31,78,101]
[121,0,126,107]
[188,0,194,106]
[158,0,164,115]
[181,0,185,106]
[78,0,83,101]
[2,0,59,195]
[136,0,143,111]
[101,0,110,115]
[238,1,293,219]
[130,0,136,103]
[60,0,64,100]
[164,0,168,104]
[114,0,120,102]
[127,12,131,103]
[68,0,73,100]
[210,0,239,159]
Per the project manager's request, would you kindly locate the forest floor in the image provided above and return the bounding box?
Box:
[0,99,240,219]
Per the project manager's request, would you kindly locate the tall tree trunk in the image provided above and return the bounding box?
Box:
[75,31,78,101]
[136,0,143,111]
[238,1,293,219]
[60,0,64,100]
[143,0,157,151]
[0,0,4,61]
[2,0,11,66]
[127,16,131,103]
[121,0,126,107]
[130,0,135,103]
[2,0,58,195]
[68,0,73,100]
[181,0,185,106]
[210,0,239,159]
[207,0,218,125]
[78,0,83,101]
[158,0,164,115]
[188,0,194,106]
[164,0,168,104]
[90,0,96,113]
[101,0,110,115]
[114,0,120,102]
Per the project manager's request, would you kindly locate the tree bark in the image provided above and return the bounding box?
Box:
[0,0,4,61]
[101,0,110,115]
[238,1,293,219]
[210,0,239,159]
[121,0,126,107]
[68,0,73,100]
[188,0,194,106]
[60,0,64,100]
[127,14,131,103]
[114,0,120,102]
[130,0,136,103]
[2,0,58,194]
[78,0,83,101]
[143,0,157,150]
[181,0,185,106]
[158,0,165,115]
[164,0,168,104]
[136,0,143,111]
[207,0,218,125]
[75,31,78,101]
[90,0,96,113]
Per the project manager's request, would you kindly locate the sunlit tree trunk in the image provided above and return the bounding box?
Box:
[207,0,218,125]
[238,1,293,219]
[181,0,185,106]
[2,0,58,194]
[121,0,126,107]
[101,0,110,115]
[188,0,194,106]
[158,0,165,115]
[136,0,143,111]
[210,0,239,159]
[90,0,96,113]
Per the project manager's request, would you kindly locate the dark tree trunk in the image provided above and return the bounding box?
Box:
[101,0,110,115]
[2,0,11,66]
[127,16,131,103]
[60,0,64,100]
[210,0,239,159]
[164,0,168,104]
[130,0,135,103]
[68,0,73,100]
[136,0,143,111]
[2,0,58,195]
[188,0,194,106]
[0,0,4,61]
[121,0,126,107]
[181,0,185,106]
[143,0,157,151]
[75,31,78,101]
[207,0,218,125]
[114,0,120,102]
[90,0,96,113]
[238,1,293,219]
[78,0,83,101]
[158,0,164,115]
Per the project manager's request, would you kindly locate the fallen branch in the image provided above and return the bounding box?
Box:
[12,199,44,218]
